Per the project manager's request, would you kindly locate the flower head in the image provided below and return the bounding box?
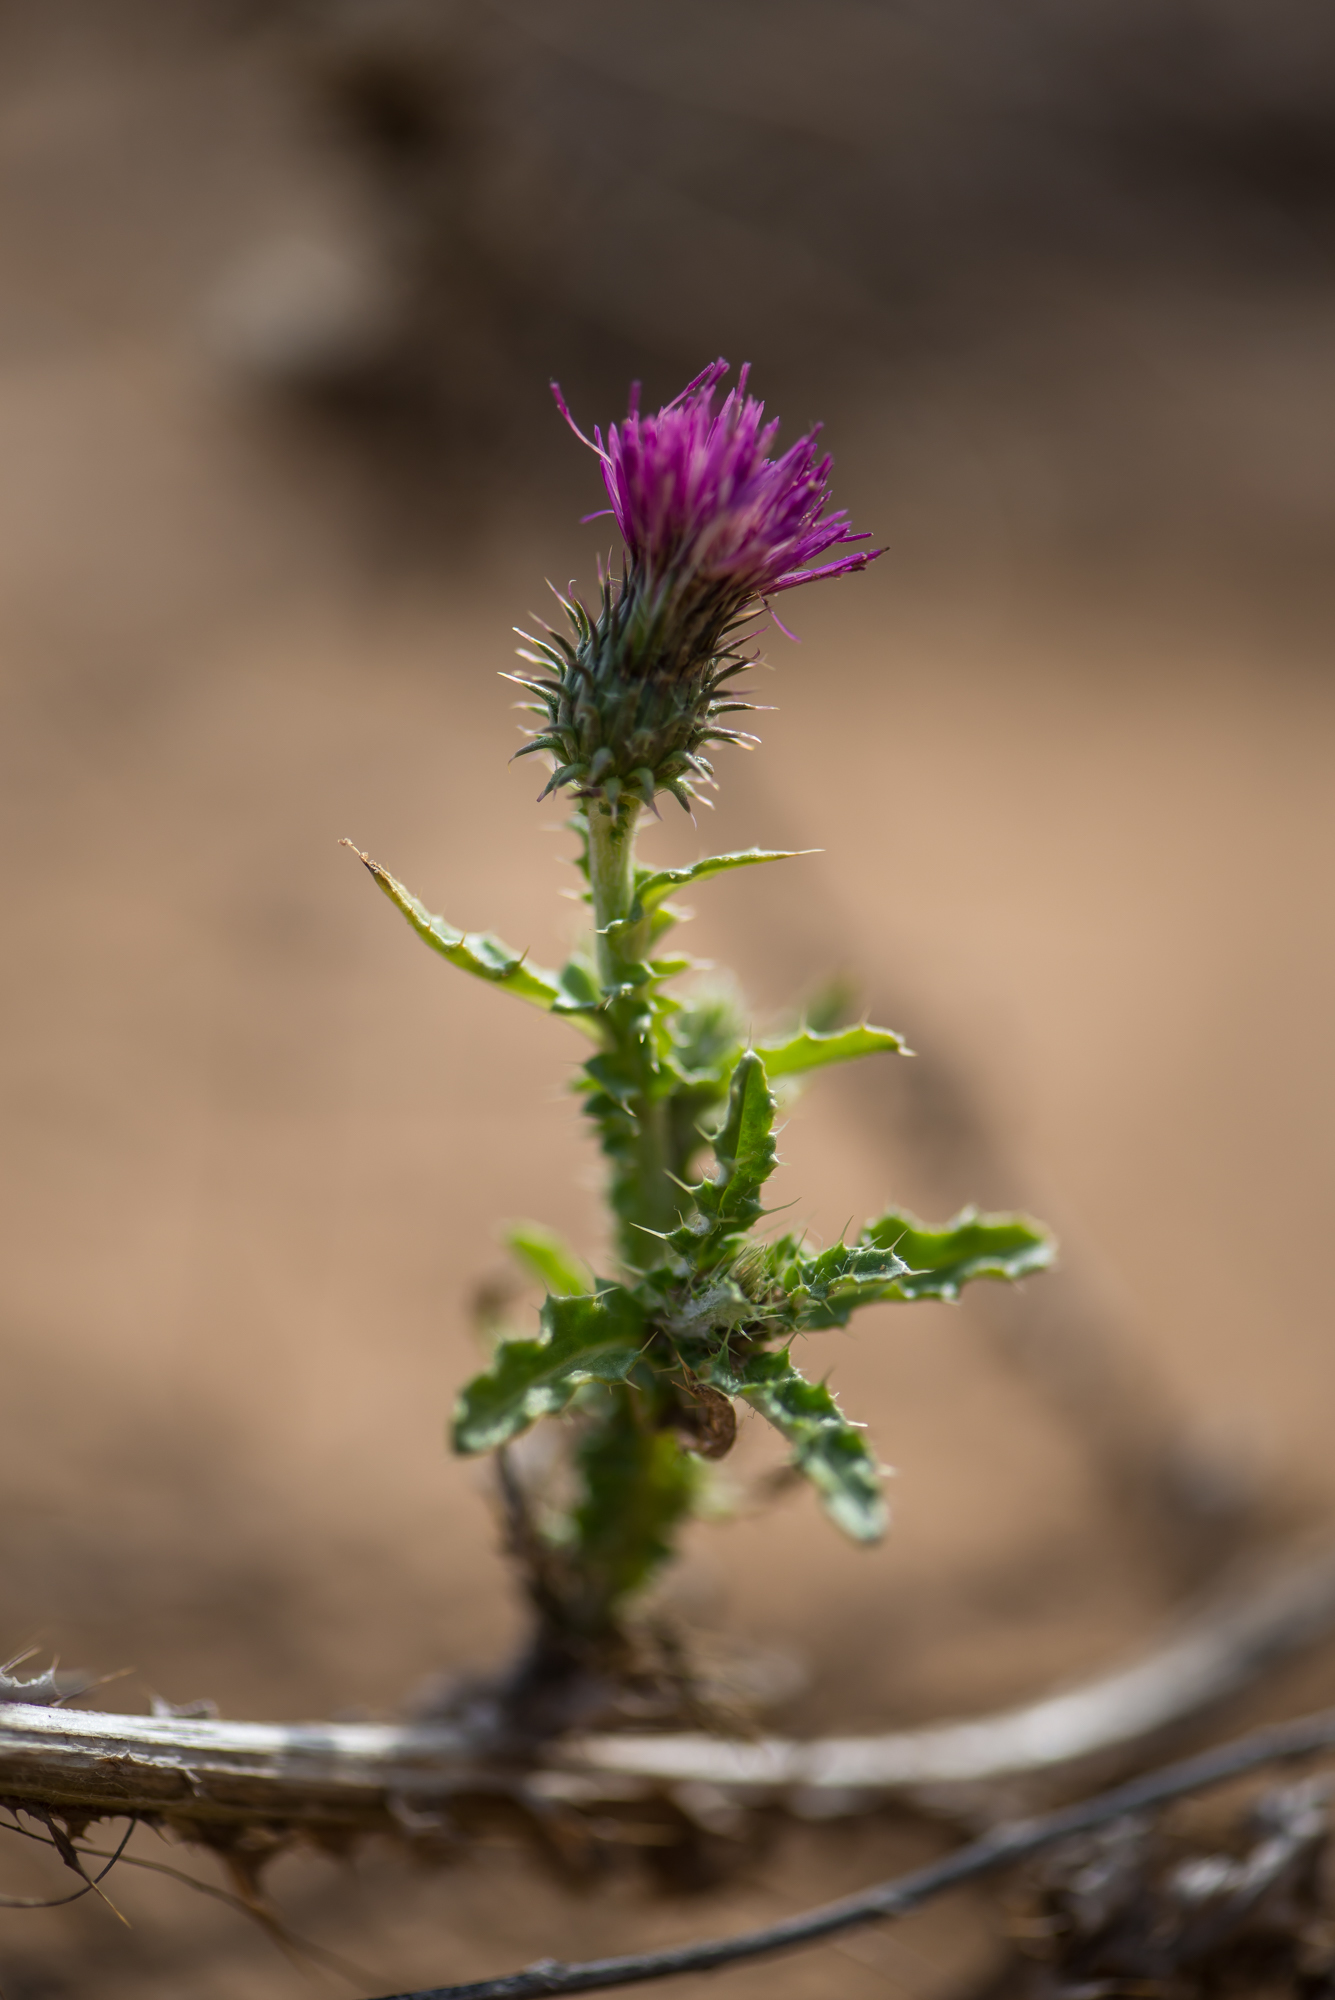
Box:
[513,363,881,813]
[553,360,880,610]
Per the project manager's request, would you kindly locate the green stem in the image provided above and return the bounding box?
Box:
[583,800,675,1266]
[584,797,645,985]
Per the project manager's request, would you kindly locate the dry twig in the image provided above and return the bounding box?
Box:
[366,1706,1335,1999]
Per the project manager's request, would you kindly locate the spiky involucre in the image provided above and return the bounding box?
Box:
[510,567,759,812]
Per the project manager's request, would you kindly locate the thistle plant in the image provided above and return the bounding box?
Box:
[351,362,1053,1689]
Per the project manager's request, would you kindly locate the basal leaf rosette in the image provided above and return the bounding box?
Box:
[511,361,883,812]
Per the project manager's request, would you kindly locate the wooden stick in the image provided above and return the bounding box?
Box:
[3,1543,1335,1836]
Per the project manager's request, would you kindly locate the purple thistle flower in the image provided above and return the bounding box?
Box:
[552,359,882,611]
[513,363,882,813]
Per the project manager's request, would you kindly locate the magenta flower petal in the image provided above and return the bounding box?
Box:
[553,361,882,611]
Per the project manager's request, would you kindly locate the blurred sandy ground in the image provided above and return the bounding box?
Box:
[0,4,1332,1994]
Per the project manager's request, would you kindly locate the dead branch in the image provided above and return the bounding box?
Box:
[365,1706,1335,2000]
[3,1542,1335,1846]
[0,1702,511,1840]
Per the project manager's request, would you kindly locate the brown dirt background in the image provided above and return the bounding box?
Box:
[0,6,1332,1994]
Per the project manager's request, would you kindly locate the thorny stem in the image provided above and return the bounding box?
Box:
[584,799,675,1266]
[584,796,644,987]
[511,797,688,1660]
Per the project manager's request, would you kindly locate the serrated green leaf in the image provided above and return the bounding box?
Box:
[680,1050,778,1257]
[860,1205,1055,1301]
[710,1348,885,1541]
[759,1021,908,1078]
[350,847,600,1037]
[712,1050,777,1200]
[504,1221,595,1298]
[635,849,809,915]
[452,1286,646,1453]
[781,1239,913,1330]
